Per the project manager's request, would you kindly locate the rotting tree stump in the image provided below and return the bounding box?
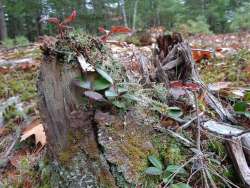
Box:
[37,36,119,187]
[37,35,160,188]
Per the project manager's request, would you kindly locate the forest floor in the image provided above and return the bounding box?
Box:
[0,32,250,187]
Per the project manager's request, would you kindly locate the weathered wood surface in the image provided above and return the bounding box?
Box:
[38,56,117,187]
[226,137,250,187]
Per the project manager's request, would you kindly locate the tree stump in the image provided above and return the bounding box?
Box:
[37,35,159,187]
[38,36,117,187]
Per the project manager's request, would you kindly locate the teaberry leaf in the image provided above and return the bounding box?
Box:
[148,155,163,170]
[98,27,109,34]
[110,26,132,34]
[145,167,162,176]
[100,35,109,42]
[84,91,105,101]
[168,107,183,118]
[112,100,126,109]
[93,77,111,91]
[96,68,113,84]
[72,77,91,90]
[234,101,247,112]
[166,164,187,175]
[20,122,46,149]
[77,54,95,72]
[62,9,77,25]
[105,87,118,98]
[245,111,250,118]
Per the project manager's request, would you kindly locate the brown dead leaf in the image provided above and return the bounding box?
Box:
[0,127,9,136]
[10,150,28,168]
[20,121,46,149]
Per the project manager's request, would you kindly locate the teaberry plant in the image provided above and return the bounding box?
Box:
[41,9,77,38]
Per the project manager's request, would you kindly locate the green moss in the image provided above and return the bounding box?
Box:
[3,104,23,123]
[208,139,226,158]
[0,70,37,101]
[152,134,187,165]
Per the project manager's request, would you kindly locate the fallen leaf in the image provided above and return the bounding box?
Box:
[192,49,212,63]
[208,82,231,91]
[10,150,28,168]
[110,26,132,34]
[170,81,200,91]
[20,122,46,149]
[77,54,95,72]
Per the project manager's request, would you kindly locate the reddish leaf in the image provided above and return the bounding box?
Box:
[192,49,212,63]
[47,17,60,25]
[110,26,132,34]
[170,81,200,91]
[100,35,109,42]
[62,9,77,25]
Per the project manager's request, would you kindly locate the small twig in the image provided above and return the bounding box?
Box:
[3,128,21,159]
[205,167,217,188]
[208,167,240,188]
[153,125,194,147]
[164,156,195,187]
[187,167,202,185]
[202,168,210,188]
[177,112,204,131]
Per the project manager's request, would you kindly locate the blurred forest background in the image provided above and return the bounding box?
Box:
[1,0,250,43]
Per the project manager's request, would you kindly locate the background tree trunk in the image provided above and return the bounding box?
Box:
[0,1,7,41]
[120,0,128,27]
[132,0,139,30]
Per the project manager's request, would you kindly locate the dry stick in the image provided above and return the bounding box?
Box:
[193,91,201,152]
[178,112,204,131]
[163,156,195,187]
[200,129,250,152]
[202,168,210,188]
[205,167,217,188]
[187,167,202,185]
[208,167,240,188]
[4,128,20,158]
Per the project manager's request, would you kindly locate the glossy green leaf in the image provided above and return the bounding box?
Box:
[105,87,118,98]
[166,165,187,175]
[72,77,91,90]
[96,68,113,84]
[145,167,162,175]
[117,86,128,94]
[148,155,163,170]
[170,183,192,188]
[168,107,183,118]
[112,101,126,109]
[163,175,172,184]
[245,111,250,118]
[234,101,247,112]
[93,77,111,91]
[84,91,105,101]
